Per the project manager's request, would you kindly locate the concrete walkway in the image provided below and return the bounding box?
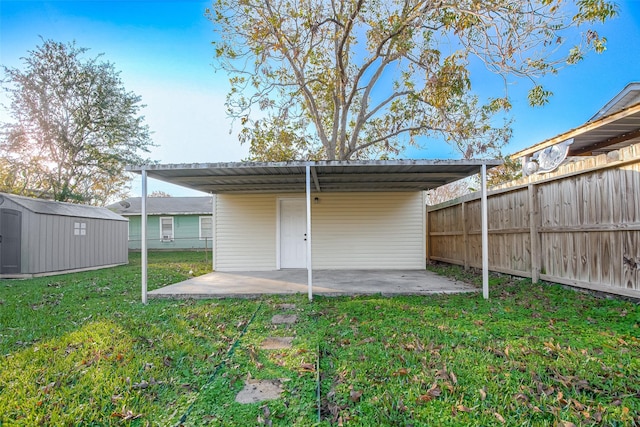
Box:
[147,269,478,299]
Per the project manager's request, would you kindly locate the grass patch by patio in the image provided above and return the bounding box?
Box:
[1,254,638,426]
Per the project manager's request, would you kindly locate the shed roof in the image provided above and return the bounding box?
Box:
[107,197,213,215]
[0,193,127,221]
[127,159,502,194]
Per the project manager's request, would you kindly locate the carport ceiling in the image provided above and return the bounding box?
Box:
[128,159,502,194]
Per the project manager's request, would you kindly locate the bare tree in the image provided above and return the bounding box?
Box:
[208,0,616,161]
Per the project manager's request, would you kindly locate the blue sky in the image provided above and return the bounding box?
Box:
[1,0,640,196]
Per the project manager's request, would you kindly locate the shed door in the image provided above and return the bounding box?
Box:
[280,199,307,268]
[0,209,21,274]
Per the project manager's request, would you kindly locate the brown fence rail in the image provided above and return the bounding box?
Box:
[427,143,640,299]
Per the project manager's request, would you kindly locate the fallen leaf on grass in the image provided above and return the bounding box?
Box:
[181,383,198,392]
[111,408,142,421]
[478,388,487,401]
[514,393,529,404]
[435,365,457,384]
[417,383,441,403]
[559,422,576,427]
[349,390,363,402]
[299,363,315,373]
[456,404,472,412]
[392,368,409,377]
[494,412,505,423]
[571,399,585,411]
[258,405,272,426]
[40,382,57,394]
[557,391,568,406]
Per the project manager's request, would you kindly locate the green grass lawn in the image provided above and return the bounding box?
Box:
[1,252,638,426]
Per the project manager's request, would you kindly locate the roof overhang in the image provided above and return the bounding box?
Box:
[510,102,640,160]
[127,159,502,194]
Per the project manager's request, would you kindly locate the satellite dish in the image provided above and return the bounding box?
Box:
[534,139,573,173]
[523,161,539,176]
[119,201,131,208]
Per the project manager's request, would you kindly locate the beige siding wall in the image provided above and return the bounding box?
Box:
[214,192,425,271]
[312,192,425,269]
[215,194,278,271]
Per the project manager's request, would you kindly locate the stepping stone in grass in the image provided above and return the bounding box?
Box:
[260,336,294,350]
[276,303,296,310]
[235,379,284,404]
[271,314,297,324]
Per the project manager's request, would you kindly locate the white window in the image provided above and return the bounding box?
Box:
[74,221,86,236]
[199,216,213,240]
[160,217,174,241]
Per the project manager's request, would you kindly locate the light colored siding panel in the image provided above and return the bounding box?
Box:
[128,216,141,249]
[24,210,37,273]
[312,192,425,269]
[214,192,425,271]
[91,218,100,267]
[37,214,47,272]
[46,215,55,272]
[61,218,70,271]
[215,194,277,271]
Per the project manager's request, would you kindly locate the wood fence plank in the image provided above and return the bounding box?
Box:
[462,202,469,270]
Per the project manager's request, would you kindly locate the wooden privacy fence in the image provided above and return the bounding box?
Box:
[427,143,640,299]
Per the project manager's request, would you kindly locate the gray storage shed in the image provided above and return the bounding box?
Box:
[0,193,128,278]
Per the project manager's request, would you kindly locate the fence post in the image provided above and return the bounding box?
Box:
[528,183,541,283]
[426,206,431,263]
[462,201,469,270]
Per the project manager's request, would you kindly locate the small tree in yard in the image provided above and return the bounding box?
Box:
[0,40,154,205]
[208,0,617,161]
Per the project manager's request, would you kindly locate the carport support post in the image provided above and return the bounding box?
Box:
[141,168,148,304]
[306,165,313,301]
[481,164,489,299]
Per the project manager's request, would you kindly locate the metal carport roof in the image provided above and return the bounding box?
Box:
[127,159,502,193]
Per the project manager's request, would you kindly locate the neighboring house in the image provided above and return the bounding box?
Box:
[128,160,499,272]
[107,197,213,250]
[512,82,640,175]
[0,193,128,278]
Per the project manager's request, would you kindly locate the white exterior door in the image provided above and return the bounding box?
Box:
[279,199,307,268]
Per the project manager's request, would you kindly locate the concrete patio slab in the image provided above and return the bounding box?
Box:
[147,269,478,299]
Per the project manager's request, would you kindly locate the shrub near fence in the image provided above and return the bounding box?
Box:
[427,142,640,299]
